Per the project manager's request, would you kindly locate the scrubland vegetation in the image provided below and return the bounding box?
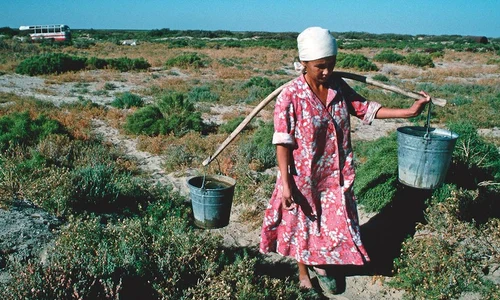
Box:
[0,28,499,299]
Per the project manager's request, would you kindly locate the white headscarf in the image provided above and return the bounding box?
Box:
[297,26,337,61]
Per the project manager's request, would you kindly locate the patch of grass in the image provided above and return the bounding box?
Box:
[336,53,378,71]
[404,52,435,68]
[0,111,65,151]
[111,92,144,109]
[353,133,398,212]
[187,85,220,103]
[124,93,203,136]
[164,52,210,69]
[373,50,405,63]
[238,121,275,171]
[372,74,389,82]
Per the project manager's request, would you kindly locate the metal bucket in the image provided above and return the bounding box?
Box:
[187,175,236,229]
[397,126,459,189]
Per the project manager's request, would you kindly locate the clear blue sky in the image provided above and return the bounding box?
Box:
[2,0,499,37]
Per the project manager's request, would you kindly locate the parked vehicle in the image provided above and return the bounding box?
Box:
[19,24,71,42]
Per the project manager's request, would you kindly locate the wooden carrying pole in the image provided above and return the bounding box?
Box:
[202,72,447,166]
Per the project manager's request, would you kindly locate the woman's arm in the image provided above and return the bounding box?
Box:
[276,144,296,210]
[375,91,431,119]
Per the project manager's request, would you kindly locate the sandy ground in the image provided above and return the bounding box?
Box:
[1,71,497,299]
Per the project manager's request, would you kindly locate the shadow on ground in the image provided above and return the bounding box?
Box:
[340,184,433,279]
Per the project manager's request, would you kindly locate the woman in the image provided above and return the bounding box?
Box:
[259,27,431,292]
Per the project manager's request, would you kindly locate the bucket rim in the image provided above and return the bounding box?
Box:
[187,174,236,188]
[397,126,459,140]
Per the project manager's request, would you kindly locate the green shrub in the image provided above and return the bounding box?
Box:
[0,112,64,151]
[164,52,210,69]
[239,121,275,171]
[336,53,378,71]
[16,53,87,75]
[15,53,150,75]
[187,85,220,102]
[111,92,144,109]
[404,53,435,67]
[86,56,108,69]
[124,105,167,136]
[124,93,203,136]
[70,164,121,210]
[372,74,389,82]
[373,50,405,63]
[107,57,151,72]
[72,38,96,49]
[240,76,277,104]
[447,121,500,188]
[6,137,152,216]
[162,144,195,172]
[157,93,203,136]
[104,82,117,90]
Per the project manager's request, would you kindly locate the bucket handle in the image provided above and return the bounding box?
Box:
[424,102,433,140]
[200,157,225,190]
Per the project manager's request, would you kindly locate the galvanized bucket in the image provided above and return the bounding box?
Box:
[187,175,236,229]
[397,126,459,189]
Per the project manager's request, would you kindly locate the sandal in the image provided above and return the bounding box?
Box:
[308,266,337,295]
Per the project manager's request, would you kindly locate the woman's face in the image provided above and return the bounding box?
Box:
[302,55,337,84]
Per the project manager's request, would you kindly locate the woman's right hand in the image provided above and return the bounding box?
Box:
[281,184,297,210]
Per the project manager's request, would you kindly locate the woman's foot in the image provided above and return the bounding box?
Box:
[297,262,313,289]
[299,275,313,289]
[309,266,337,295]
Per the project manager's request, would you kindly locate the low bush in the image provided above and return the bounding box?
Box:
[373,50,405,63]
[16,53,87,76]
[239,121,276,171]
[111,92,144,109]
[372,74,389,82]
[86,56,108,69]
[124,93,203,137]
[2,136,150,216]
[0,111,65,151]
[240,76,278,104]
[403,52,435,67]
[336,53,378,71]
[123,105,167,136]
[164,52,210,69]
[447,121,500,188]
[187,85,220,102]
[16,54,151,75]
[107,57,151,72]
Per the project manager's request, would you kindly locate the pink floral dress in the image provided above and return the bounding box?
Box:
[259,74,381,266]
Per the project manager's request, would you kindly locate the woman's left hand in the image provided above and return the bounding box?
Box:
[418,91,432,104]
[412,91,432,116]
